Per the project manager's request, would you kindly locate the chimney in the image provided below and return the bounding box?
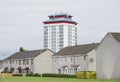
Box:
[20,47,25,52]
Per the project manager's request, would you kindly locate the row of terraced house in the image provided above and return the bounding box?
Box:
[1,43,98,75]
[1,32,120,80]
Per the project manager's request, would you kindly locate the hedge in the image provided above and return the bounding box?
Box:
[1,70,11,73]
[26,73,76,78]
[42,73,76,78]
[76,71,96,79]
[12,74,23,76]
[13,71,96,79]
[26,73,41,77]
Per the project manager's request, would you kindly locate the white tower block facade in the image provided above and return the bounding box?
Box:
[43,13,77,52]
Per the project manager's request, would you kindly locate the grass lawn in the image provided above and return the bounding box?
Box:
[0,76,120,82]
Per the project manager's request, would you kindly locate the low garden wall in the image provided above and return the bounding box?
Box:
[0,73,12,77]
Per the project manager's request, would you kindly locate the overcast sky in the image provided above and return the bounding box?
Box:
[0,0,120,59]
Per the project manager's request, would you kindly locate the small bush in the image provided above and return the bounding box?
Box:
[1,70,11,73]
[85,72,91,79]
[91,71,96,79]
[76,71,96,79]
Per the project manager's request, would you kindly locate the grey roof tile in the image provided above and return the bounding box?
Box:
[6,49,48,60]
[53,43,99,56]
[110,32,120,43]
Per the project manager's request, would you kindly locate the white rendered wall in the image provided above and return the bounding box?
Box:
[88,50,96,71]
[96,34,120,80]
[33,50,53,74]
[63,24,68,48]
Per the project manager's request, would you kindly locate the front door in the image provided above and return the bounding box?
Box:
[58,69,61,74]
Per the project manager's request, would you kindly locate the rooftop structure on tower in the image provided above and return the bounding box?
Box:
[44,12,77,25]
[43,12,78,52]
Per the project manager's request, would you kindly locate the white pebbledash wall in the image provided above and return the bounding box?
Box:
[33,50,53,74]
[96,33,120,80]
[88,50,96,71]
[52,49,96,74]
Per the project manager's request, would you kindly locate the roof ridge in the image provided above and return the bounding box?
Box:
[22,49,47,52]
[54,43,99,56]
[109,32,120,34]
[110,32,120,43]
[49,12,71,16]
[5,49,49,60]
[65,43,99,48]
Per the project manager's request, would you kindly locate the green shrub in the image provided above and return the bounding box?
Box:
[91,71,96,79]
[42,73,76,78]
[35,73,40,77]
[1,70,11,73]
[26,73,40,77]
[26,73,76,78]
[76,71,81,78]
[26,73,34,77]
[76,71,96,79]
[79,71,85,79]
[12,74,23,76]
[85,72,91,79]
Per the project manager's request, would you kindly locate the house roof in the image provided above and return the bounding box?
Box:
[6,49,49,60]
[48,12,72,17]
[43,18,77,24]
[0,60,3,64]
[53,43,99,56]
[110,32,120,43]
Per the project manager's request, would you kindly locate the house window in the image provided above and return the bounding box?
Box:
[12,60,14,64]
[6,61,7,64]
[23,59,25,65]
[84,56,86,61]
[65,57,67,62]
[27,59,29,65]
[31,59,33,64]
[19,60,21,65]
[75,56,79,61]
[58,57,62,63]
[16,60,17,64]
[9,60,11,64]
[58,69,61,74]
[54,58,56,63]
[52,57,56,63]
[71,57,74,62]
